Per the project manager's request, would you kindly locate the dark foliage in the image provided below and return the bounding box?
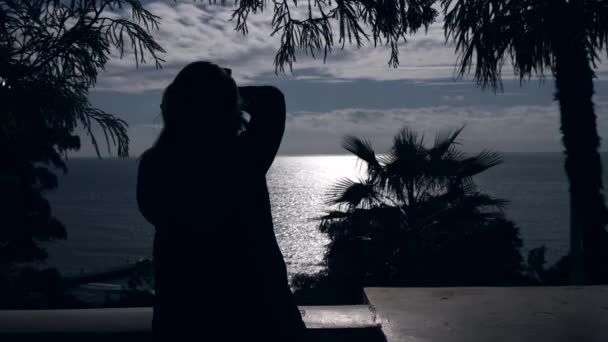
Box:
[228,0,438,71]
[0,0,164,306]
[525,246,571,286]
[294,127,527,304]
[443,0,608,284]
[0,266,84,309]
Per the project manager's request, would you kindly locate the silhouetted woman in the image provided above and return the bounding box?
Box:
[136,61,306,341]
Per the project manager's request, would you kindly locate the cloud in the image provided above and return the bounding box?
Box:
[80,75,608,156]
[281,104,600,154]
[70,97,608,157]
[442,95,465,102]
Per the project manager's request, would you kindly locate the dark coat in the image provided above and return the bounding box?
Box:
[137,86,306,341]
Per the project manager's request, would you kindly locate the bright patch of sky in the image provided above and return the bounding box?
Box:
[81,1,608,157]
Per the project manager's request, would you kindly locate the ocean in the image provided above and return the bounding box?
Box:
[41,153,606,278]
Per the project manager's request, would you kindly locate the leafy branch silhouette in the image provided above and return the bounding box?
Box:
[226,0,437,72]
[1,0,165,157]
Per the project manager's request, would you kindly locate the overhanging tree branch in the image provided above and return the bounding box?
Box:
[225,0,438,71]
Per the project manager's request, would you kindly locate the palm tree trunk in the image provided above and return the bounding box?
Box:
[569,197,584,283]
[554,33,608,285]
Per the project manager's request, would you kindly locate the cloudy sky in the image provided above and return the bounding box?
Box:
[81,1,608,157]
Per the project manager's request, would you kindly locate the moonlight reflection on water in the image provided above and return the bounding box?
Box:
[268,156,363,275]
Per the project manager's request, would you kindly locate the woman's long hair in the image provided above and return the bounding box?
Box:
[154,61,244,153]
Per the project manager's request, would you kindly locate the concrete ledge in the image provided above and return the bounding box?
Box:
[364,286,608,342]
[9,286,604,341]
[0,330,387,342]
[0,307,151,334]
[0,305,379,334]
[301,305,379,329]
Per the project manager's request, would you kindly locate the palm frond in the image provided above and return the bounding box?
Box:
[508,0,556,81]
[584,0,608,62]
[415,190,508,234]
[458,150,503,177]
[325,177,378,209]
[342,135,383,180]
[383,127,429,202]
[314,209,351,222]
[319,206,404,238]
[445,146,466,163]
[462,192,509,210]
[425,126,466,183]
[443,0,554,90]
[393,126,424,148]
[432,126,464,157]
[450,176,477,195]
[390,127,426,170]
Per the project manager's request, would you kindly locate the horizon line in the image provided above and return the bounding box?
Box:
[64,151,608,159]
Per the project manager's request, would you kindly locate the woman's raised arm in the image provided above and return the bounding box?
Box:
[238,86,286,174]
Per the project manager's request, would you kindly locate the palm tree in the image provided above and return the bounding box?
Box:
[314,127,524,289]
[442,0,608,284]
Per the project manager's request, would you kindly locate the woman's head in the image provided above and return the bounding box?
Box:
[159,61,242,141]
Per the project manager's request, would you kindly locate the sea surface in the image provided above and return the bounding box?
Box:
[42,153,608,278]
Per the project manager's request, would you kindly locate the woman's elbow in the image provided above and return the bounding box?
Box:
[263,86,286,118]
